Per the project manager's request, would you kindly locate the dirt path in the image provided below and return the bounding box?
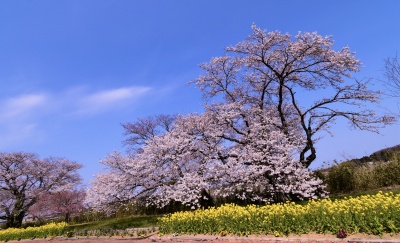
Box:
[8,233,400,243]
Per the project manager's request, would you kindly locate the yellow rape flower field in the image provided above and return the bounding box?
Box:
[1,192,400,241]
[159,191,400,237]
[0,222,67,241]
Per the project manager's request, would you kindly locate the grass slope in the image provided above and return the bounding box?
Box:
[67,215,159,232]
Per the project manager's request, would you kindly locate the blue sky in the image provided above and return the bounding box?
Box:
[1,1,399,186]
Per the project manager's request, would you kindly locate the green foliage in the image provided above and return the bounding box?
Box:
[159,192,400,237]
[326,161,357,193]
[322,153,400,194]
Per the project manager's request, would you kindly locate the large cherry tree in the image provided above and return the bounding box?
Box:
[193,25,393,167]
[0,152,82,228]
[86,25,393,212]
[86,104,326,212]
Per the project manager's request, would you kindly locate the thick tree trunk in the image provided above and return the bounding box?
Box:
[5,211,25,228]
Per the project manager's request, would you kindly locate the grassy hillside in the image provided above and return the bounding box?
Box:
[67,215,159,231]
[315,144,400,195]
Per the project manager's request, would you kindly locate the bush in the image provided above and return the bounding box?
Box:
[326,161,357,193]
[374,159,400,187]
[323,153,400,194]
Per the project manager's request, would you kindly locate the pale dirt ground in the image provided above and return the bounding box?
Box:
[8,232,400,243]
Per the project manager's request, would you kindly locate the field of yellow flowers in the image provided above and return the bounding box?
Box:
[0,222,67,241]
[159,191,400,237]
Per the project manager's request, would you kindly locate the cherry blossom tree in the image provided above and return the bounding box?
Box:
[86,25,395,212]
[28,189,86,223]
[193,25,394,167]
[86,104,326,212]
[121,114,176,153]
[0,152,82,228]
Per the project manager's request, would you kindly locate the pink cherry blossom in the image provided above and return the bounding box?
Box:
[0,152,82,228]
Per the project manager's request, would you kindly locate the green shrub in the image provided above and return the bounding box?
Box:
[323,153,400,194]
[374,159,400,187]
[326,161,357,193]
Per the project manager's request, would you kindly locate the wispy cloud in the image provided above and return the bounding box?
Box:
[76,86,152,115]
[0,94,48,149]
[2,94,48,119]
[0,86,153,149]
[0,86,153,120]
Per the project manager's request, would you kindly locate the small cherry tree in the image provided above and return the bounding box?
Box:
[28,189,86,223]
[0,152,82,228]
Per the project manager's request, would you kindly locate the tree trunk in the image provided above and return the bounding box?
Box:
[299,129,316,168]
[5,211,25,228]
[65,211,70,223]
[198,189,214,208]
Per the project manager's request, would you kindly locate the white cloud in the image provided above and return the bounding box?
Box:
[0,86,153,121]
[2,94,48,119]
[86,87,149,105]
[0,86,153,150]
[76,86,152,114]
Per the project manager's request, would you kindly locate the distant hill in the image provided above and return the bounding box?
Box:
[354,144,400,164]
